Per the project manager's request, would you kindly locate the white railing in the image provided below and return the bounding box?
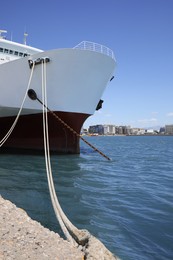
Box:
[73,41,115,60]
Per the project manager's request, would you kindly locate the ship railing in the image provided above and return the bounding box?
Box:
[73,41,115,61]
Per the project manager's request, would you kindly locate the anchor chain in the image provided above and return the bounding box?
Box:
[27,89,111,161]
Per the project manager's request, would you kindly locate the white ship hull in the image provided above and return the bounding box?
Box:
[0,38,115,153]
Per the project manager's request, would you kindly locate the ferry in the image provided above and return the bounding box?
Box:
[0,30,116,154]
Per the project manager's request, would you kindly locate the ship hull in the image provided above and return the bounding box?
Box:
[0,111,89,154]
[0,44,115,154]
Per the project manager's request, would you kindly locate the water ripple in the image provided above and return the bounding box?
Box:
[0,136,173,259]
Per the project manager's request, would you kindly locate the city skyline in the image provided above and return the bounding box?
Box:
[85,123,173,135]
[84,122,171,131]
[83,117,173,130]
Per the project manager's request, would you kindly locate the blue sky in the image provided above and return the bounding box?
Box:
[1,0,173,129]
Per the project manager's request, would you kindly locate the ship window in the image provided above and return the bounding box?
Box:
[9,50,13,54]
[4,49,9,53]
[19,52,23,57]
[0,48,3,52]
[24,53,28,57]
[14,51,18,56]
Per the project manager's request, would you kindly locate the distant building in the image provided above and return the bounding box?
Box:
[103,125,116,135]
[88,125,104,135]
[117,126,123,135]
[124,125,131,135]
[116,125,132,135]
[145,129,154,134]
[81,128,88,135]
[159,127,165,134]
[165,125,173,134]
[129,128,145,135]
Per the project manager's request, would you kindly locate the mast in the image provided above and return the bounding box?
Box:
[23,32,28,45]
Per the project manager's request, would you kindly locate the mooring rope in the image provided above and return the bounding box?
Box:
[41,60,91,246]
[40,60,118,259]
[0,63,35,147]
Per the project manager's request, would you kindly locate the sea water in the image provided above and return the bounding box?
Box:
[0,136,173,260]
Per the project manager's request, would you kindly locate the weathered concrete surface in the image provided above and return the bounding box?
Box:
[0,196,84,260]
[85,235,120,260]
[0,195,121,260]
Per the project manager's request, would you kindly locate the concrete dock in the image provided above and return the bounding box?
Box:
[0,195,119,260]
[0,196,84,260]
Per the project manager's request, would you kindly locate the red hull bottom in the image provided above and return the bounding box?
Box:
[0,111,89,154]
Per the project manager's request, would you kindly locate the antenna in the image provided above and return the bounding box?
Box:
[0,30,7,39]
[23,32,28,45]
[10,31,13,41]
